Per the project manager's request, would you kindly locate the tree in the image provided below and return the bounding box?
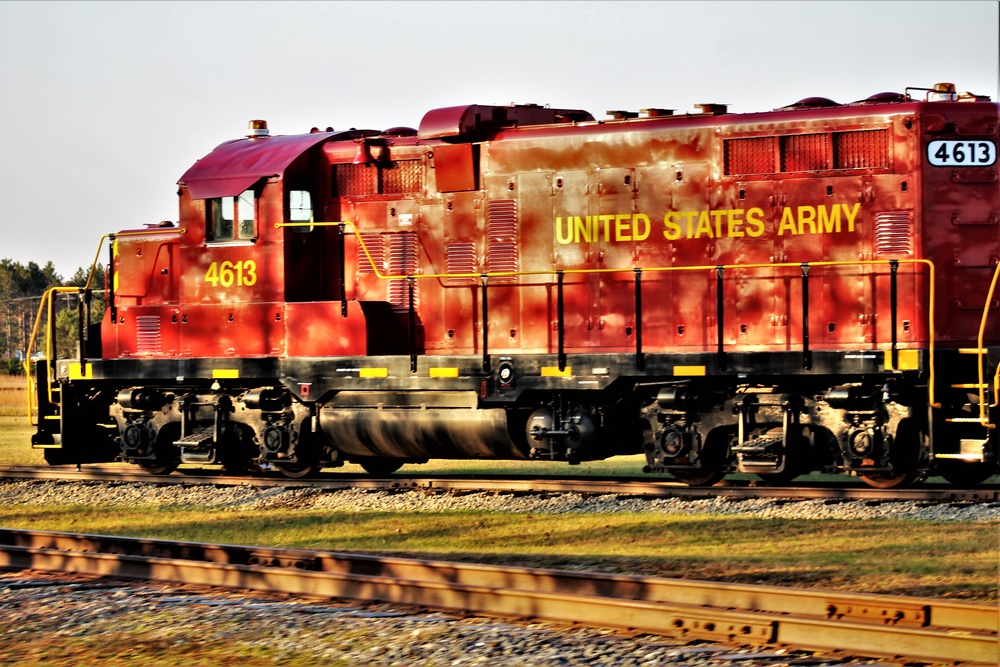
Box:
[0,259,106,375]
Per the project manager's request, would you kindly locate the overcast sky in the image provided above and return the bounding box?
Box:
[1,0,997,278]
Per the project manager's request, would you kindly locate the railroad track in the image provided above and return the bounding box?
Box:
[0,528,995,665]
[2,464,998,503]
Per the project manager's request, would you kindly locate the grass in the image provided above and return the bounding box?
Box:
[2,504,996,602]
[1,373,997,607]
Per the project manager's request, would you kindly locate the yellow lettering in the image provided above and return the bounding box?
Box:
[682,211,698,238]
[615,214,631,241]
[573,216,590,243]
[842,202,860,231]
[798,206,817,234]
[633,213,650,241]
[663,212,681,240]
[694,210,714,238]
[745,208,765,237]
[818,205,840,233]
[555,216,573,244]
[711,210,726,238]
[599,214,615,242]
[727,209,744,237]
[777,208,797,235]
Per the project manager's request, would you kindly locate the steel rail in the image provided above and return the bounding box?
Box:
[1,465,998,503]
[0,529,995,665]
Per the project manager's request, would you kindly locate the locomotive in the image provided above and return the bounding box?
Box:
[29,82,1000,487]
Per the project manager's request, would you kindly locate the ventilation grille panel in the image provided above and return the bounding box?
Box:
[135,316,161,354]
[875,211,912,255]
[356,234,384,274]
[388,232,418,312]
[724,137,775,175]
[834,130,889,170]
[446,242,476,284]
[781,133,829,172]
[487,199,518,281]
[380,160,423,195]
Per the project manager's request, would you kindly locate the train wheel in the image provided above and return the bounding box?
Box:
[937,461,997,487]
[357,458,404,476]
[276,461,319,479]
[859,470,917,489]
[670,469,725,486]
[137,459,179,475]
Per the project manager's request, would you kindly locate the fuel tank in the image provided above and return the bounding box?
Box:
[317,391,525,459]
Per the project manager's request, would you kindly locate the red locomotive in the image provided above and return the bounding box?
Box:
[30,82,1000,486]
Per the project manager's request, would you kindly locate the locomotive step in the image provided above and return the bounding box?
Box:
[173,427,215,448]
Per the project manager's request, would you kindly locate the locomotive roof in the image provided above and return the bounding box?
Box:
[178,129,376,199]
[178,88,995,199]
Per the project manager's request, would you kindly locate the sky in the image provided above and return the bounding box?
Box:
[0,0,997,279]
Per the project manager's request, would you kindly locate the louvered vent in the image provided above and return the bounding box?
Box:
[388,232,418,312]
[135,316,161,354]
[875,211,912,255]
[446,242,477,284]
[833,130,888,169]
[487,199,518,281]
[356,234,385,274]
[724,137,775,175]
[781,133,829,172]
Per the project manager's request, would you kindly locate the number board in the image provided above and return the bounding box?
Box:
[927,140,997,167]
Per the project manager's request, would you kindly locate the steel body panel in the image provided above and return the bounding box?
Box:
[178,132,339,199]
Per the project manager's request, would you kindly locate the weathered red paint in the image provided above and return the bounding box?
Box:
[104,89,999,360]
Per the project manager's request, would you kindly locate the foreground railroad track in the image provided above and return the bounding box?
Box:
[0,528,995,665]
[2,465,998,503]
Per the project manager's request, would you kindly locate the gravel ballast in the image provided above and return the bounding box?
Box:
[1,479,999,522]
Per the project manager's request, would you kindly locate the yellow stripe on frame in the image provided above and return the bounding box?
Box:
[540,366,572,377]
[359,368,389,378]
[68,362,92,380]
[885,349,920,371]
[429,367,459,378]
[212,369,240,379]
[673,365,706,377]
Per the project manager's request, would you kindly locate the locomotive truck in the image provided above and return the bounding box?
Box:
[28,82,1000,487]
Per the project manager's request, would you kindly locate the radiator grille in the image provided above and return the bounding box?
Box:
[135,316,161,354]
[333,160,423,197]
[875,211,912,255]
[781,133,829,172]
[333,163,377,197]
[724,137,775,175]
[487,200,518,281]
[834,129,889,169]
[388,232,418,312]
[380,160,423,195]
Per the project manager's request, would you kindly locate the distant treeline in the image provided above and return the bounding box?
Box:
[0,258,106,375]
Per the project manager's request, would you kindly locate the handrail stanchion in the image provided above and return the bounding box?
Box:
[890,259,899,369]
[716,266,726,371]
[481,274,490,373]
[634,268,644,372]
[801,263,811,370]
[557,270,566,371]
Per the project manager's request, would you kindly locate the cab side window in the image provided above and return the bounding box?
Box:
[288,190,314,232]
[208,189,256,242]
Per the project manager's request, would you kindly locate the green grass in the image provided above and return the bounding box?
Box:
[2,504,996,601]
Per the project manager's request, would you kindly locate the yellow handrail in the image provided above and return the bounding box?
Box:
[277,221,938,408]
[973,262,1000,425]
